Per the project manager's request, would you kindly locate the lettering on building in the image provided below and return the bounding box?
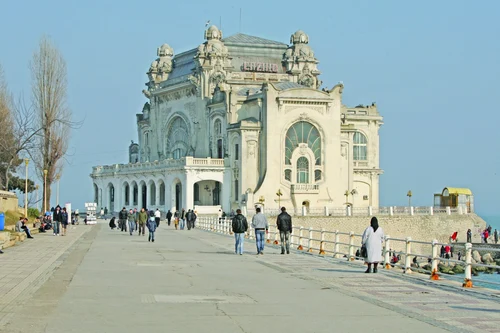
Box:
[242,62,279,73]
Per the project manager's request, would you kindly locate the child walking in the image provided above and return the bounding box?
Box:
[147,214,157,242]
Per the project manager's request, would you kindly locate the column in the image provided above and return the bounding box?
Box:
[129,184,134,208]
[146,182,151,207]
[184,173,194,210]
[155,181,161,210]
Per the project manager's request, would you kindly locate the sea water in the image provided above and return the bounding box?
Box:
[460,214,500,290]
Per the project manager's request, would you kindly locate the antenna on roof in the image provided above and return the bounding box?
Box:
[219,16,222,30]
[239,8,242,32]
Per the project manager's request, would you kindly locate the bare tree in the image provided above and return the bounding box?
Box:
[30,37,71,211]
[0,64,20,190]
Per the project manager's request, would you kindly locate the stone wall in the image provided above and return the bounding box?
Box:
[274,214,487,256]
[0,191,19,213]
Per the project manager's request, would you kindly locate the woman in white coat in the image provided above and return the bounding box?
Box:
[362,217,385,273]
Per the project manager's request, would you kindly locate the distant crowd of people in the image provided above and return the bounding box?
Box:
[107,207,199,242]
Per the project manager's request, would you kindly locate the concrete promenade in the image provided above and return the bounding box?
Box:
[1,222,499,333]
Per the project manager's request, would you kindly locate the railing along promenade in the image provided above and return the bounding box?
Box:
[262,205,467,217]
[197,217,500,289]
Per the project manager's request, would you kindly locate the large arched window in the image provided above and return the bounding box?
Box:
[297,157,309,183]
[285,121,321,165]
[166,117,189,159]
[353,132,367,161]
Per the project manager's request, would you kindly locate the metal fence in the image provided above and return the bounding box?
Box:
[197,217,500,289]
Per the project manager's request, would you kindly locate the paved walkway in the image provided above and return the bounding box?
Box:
[1,222,500,333]
[0,224,91,328]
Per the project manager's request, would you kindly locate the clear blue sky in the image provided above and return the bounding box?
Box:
[1,0,499,217]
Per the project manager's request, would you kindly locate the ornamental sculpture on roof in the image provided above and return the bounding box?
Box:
[147,43,174,85]
[283,30,321,89]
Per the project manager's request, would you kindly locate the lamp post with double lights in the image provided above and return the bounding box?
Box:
[43,169,48,213]
[24,159,29,217]
[35,185,39,211]
[56,174,61,205]
[407,190,412,208]
[276,189,283,210]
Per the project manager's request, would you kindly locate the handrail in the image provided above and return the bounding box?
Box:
[196,217,498,289]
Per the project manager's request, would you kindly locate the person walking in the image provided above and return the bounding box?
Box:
[179,208,186,230]
[118,207,128,232]
[466,229,472,243]
[52,205,63,236]
[133,208,138,231]
[154,209,161,227]
[127,209,136,236]
[186,209,196,230]
[494,229,498,244]
[166,210,172,226]
[61,207,69,236]
[276,207,292,254]
[361,216,385,273]
[174,210,179,230]
[147,213,157,242]
[138,208,147,236]
[251,207,268,255]
[231,209,248,255]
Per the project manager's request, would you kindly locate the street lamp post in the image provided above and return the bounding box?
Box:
[276,189,283,210]
[24,159,29,217]
[35,185,39,211]
[344,190,349,205]
[43,169,48,213]
[350,189,357,208]
[407,190,412,208]
[56,174,61,205]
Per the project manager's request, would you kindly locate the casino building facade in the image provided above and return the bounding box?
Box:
[90,26,384,215]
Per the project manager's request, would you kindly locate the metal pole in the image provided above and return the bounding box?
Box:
[56,175,60,205]
[43,170,48,213]
[24,159,29,217]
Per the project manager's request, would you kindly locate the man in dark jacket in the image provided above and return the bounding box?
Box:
[231,209,248,255]
[166,210,172,226]
[186,209,197,230]
[118,207,128,232]
[52,205,63,236]
[276,207,292,254]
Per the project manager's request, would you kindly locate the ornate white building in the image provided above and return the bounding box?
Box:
[90,26,383,214]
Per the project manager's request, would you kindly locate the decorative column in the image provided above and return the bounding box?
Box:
[155,181,161,210]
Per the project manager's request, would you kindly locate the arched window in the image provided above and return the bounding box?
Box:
[214,119,222,136]
[166,117,189,159]
[173,148,183,159]
[297,157,309,183]
[194,183,199,202]
[353,132,367,161]
[285,121,321,165]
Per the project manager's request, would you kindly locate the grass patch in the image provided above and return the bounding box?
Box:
[5,210,22,226]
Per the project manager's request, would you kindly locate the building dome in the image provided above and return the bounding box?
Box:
[157,43,174,57]
[205,25,222,40]
[290,30,309,44]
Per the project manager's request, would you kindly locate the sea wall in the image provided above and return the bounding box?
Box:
[276,214,487,256]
